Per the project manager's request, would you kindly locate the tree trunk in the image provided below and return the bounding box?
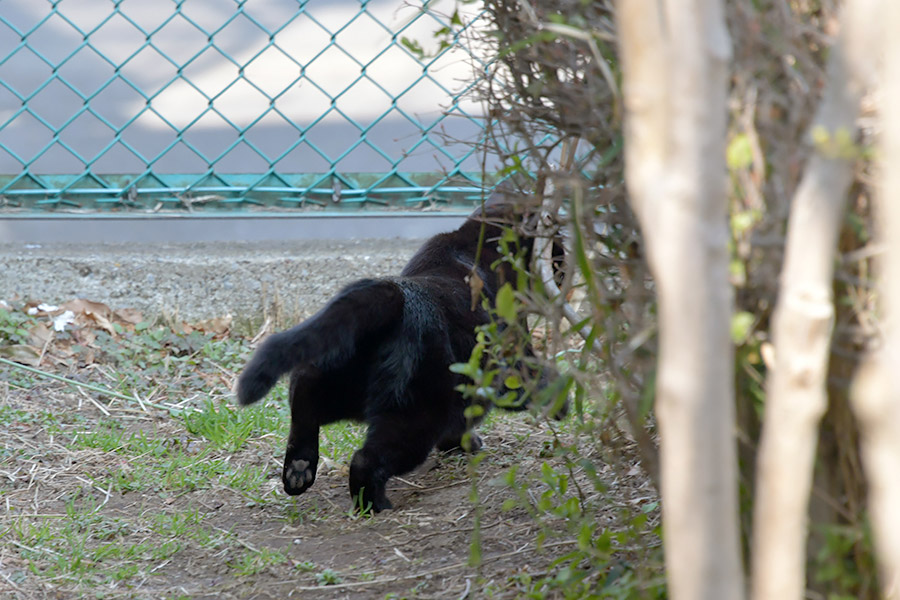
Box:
[750,2,882,598]
[852,4,900,597]
[616,2,743,598]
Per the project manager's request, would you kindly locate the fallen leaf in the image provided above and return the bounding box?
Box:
[0,344,41,366]
[72,328,97,347]
[62,299,117,335]
[27,322,53,347]
[61,299,113,319]
[192,314,233,336]
[113,308,144,326]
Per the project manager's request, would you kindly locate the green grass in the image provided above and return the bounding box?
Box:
[0,304,534,597]
[10,499,187,583]
[61,396,365,502]
[183,398,287,452]
[5,484,248,590]
[316,567,343,585]
[230,547,289,576]
[320,420,366,461]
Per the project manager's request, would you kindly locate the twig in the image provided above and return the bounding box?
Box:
[250,317,272,345]
[540,22,619,100]
[133,391,148,413]
[392,476,425,489]
[149,560,171,574]
[410,480,467,493]
[36,330,55,367]
[212,525,259,554]
[410,518,505,543]
[8,539,60,557]
[459,578,472,600]
[394,547,411,562]
[533,159,598,355]
[72,475,111,511]
[77,387,110,417]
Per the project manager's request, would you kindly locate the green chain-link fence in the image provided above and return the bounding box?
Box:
[0,0,490,214]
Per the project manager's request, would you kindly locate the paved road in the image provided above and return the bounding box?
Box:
[0,212,468,243]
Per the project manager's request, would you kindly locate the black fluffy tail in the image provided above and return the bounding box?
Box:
[236,279,404,406]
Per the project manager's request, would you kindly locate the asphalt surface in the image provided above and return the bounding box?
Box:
[0,213,468,243]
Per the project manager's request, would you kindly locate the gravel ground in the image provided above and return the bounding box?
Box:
[0,239,425,322]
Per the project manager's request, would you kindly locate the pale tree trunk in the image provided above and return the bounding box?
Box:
[616,2,743,599]
[851,3,900,597]
[749,2,883,598]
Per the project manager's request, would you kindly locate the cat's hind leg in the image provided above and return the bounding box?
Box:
[348,410,445,512]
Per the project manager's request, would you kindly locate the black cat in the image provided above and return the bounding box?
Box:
[236,194,558,512]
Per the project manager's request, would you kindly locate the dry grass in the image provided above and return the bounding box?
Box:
[0,302,659,599]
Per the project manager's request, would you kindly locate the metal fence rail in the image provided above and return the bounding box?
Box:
[0,0,488,213]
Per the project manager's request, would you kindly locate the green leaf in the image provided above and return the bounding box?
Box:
[496,390,519,407]
[577,522,593,550]
[464,404,485,420]
[731,311,755,344]
[495,282,517,322]
[731,210,759,236]
[504,374,522,390]
[503,466,518,486]
[468,534,482,567]
[726,133,753,170]
[449,362,473,375]
[730,258,747,285]
[400,36,425,59]
[596,529,613,554]
[638,370,656,420]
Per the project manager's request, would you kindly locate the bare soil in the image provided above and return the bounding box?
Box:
[0,380,655,600]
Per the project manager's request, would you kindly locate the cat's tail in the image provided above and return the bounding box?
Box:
[236,278,404,406]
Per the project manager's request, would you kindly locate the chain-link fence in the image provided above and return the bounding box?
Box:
[0,0,489,213]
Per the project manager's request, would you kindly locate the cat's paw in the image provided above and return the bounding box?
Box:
[352,486,393,514]
[283,456,317,495]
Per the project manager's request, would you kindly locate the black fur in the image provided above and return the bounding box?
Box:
[236,195,554,512]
